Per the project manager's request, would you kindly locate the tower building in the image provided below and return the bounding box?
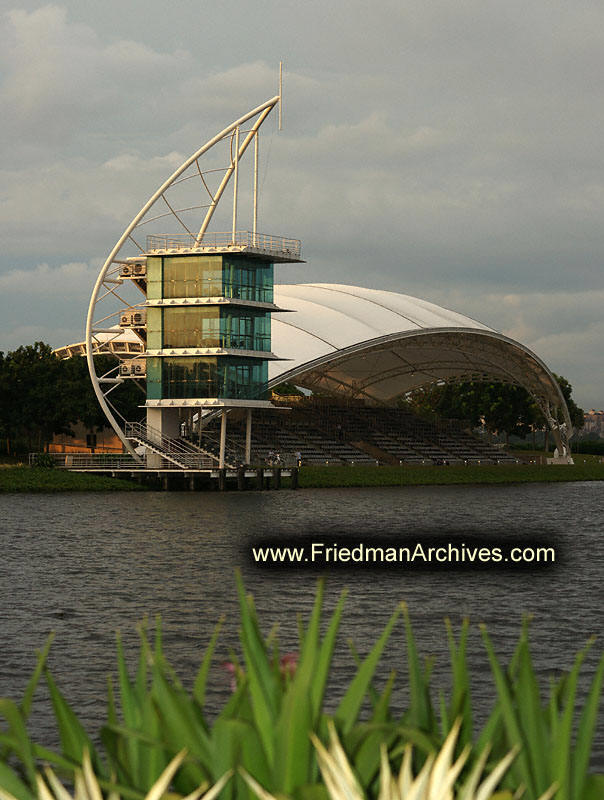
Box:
[139,234,300,466]
[87,92,304,469]
[83,90,574,472]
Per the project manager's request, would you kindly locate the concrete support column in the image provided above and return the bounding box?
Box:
[219,409,227,469]
[245,408,252,464]
[146,407,179,469]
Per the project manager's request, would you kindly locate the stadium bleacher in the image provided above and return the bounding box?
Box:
[197,399,517,466]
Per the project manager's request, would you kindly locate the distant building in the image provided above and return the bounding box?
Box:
[584,409,604,437]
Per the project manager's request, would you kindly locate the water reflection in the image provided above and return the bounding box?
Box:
[1,482,603,759]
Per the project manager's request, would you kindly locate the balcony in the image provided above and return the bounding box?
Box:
[146,231,302,262]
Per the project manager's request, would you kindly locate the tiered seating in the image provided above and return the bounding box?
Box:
[198,400,516,466]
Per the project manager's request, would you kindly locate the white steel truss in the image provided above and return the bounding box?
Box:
[85,95,281,458]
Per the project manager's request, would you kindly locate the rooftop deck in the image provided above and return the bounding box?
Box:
[146,231,302,263]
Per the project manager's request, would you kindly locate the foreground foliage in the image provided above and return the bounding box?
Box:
[284,721,556,800]
[0,577,603,800]
[0,750,230,800]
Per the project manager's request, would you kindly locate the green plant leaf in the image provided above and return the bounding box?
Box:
[514,624,548,793]
[21,633,54,722]
[273,675,314,794]
[335,603,401,734]
[310,590,347,718]
[235,571,279,766]
[480,625,536,798]
[403,603,434,735]
[572,652,604,800]
[352,671,397,785]
[44,673,102,776]
[582,774,604,800]
[0,761,35,800]
[0,699,38,789]
[212,718,267,800]
[193,616,225,711]
[445,617,472,748]
[550,640,591,800]
[151,670,212,784]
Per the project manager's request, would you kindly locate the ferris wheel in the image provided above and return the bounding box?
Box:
[85,91,282,459]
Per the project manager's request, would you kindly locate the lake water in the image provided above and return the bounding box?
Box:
[1,481,603,760]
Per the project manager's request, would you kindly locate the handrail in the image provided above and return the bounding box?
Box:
[146,230,301,259]
[126,421,240,468]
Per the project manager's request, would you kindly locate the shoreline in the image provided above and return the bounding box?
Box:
[295,462,604,488]
[1,461,604,492]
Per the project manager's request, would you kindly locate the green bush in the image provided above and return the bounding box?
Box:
[0,576,603,800]
[29,453,55,468]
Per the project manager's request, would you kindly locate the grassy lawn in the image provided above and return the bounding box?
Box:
[0,466,146,492]
[296,461,604,488]
[2,454,603,492]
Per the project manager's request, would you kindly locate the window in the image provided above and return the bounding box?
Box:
[161,357,268,399]
[161,309,271,351]
[163,256,222,298]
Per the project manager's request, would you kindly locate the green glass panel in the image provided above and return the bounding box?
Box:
[147,308,162,350]
[159,308,271,351]
[146,257,163,300]
[162,255,222,298]
[163,308,220,348]
[223,257,274,303]
[219,309,271,351]
[146,357,163,399]
[161,357,268,399]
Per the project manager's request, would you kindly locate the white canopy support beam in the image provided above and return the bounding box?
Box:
[86,95,280,456]
[195,104,274,245]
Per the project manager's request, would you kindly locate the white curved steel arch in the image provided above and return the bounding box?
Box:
[86,96,280,457]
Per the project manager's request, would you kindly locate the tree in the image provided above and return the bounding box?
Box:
[63,354,144,430]
[0,342,72,452]
[407,374,582,445]
[0,342,145,454]
[552,374,584,430]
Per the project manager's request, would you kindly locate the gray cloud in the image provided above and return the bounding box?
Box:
[2,2,604,408]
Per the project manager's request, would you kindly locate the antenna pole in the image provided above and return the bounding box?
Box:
[279,61,283,131]
[232,125,239,242]
[253,131,259,240]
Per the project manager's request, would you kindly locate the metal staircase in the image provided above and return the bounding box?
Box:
[125,422,221,469]
[186,428,255,468]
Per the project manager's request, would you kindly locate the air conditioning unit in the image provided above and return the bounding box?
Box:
[119,259,147,278]
[119,309,147,328]
[119,360,147,377]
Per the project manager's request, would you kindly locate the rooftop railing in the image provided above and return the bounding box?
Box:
[146,231,301,260]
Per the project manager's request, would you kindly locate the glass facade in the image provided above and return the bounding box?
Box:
[223,257,273,303]
[160,308,271,351]
[147,357,268,400]
[146,307,162,350]
[146,255,273,303]
[145,253,274,401]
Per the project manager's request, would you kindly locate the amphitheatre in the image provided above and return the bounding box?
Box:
[52,92,573,480]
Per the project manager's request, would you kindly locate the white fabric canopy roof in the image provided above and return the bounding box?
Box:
[57,281,572,445]
[269,284,570,437]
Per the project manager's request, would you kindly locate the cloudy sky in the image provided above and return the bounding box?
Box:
[2,1,604,408]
